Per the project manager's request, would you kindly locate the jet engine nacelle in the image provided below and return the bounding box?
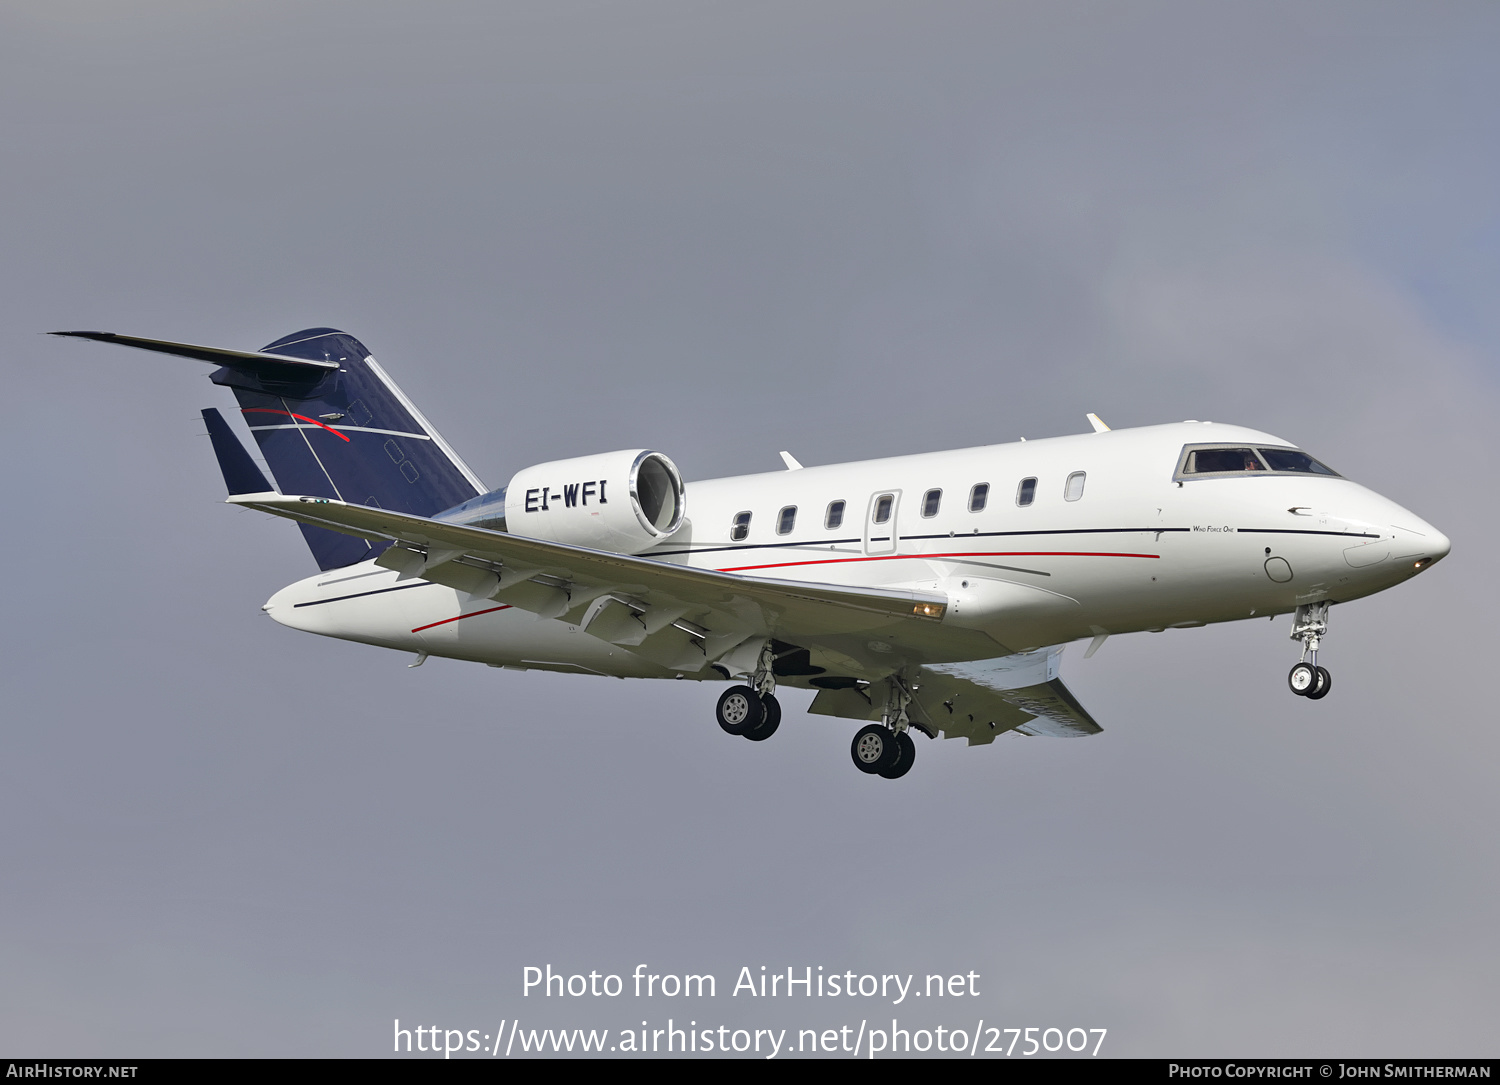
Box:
[504,449,686,555]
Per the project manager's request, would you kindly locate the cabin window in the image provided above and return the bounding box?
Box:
[731,511,752,541]
[872,494,894,524]
[1016,477,1037,506]
[921,489,942,517]
[825,500,845,530]
[777,506,797,535]
[1065,471,1086,501]
[969,483,989,512]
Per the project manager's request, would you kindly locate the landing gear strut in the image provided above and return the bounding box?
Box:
[1288,602,1332,700]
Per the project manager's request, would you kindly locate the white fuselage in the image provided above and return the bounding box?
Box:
[262,422,1449,680]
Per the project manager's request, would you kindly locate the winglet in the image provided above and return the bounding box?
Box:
[1086,413,1110,433]
[202,408,274,495]
[779,451,804,470]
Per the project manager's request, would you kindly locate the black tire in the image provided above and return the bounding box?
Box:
[1288,662,1317,697]
[716,685,764,736]
[744,693,782,741]
[851,724,897,774]
[1305,666,1332,700]
[878,730,916,779]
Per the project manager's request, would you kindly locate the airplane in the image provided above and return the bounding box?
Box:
[55,327,1451,779]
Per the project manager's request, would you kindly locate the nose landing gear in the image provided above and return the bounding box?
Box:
[1287,602,1332,700]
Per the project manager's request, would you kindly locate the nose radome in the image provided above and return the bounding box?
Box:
[1391,518,1451,567]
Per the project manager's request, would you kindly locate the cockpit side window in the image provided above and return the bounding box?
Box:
[1175,444,1341,480]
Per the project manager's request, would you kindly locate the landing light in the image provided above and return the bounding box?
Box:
[912,602,946,619]
[1413,558,1433,570]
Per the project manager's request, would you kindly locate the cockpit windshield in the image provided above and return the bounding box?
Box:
[1256,448,1338,475]
[1175,445,1339,480]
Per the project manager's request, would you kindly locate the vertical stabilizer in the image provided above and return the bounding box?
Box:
[207,329,485,569]
[53,326,487,571]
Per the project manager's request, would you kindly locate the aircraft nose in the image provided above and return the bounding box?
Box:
[1420,526,1451,568]
[1391,517,1450,572]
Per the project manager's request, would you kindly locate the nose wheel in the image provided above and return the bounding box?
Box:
[1287,602,1333,700]
[1288,662,1331,699]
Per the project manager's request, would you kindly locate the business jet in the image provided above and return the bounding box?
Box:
[56,327,1450,779]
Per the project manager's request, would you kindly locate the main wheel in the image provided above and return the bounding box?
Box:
[851,724,897,774]
[1305,666,1332,700]
[1288,662,1317,696]
[716,685,764,736]
[878,730,916,779]
[744,693,782,741]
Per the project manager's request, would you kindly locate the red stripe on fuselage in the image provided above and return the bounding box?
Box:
[714,550,1159,573]
[411,605,512,633]
[409,555,1150,629]
[241,407,352,442]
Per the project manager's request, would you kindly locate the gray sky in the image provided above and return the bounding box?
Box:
[3,1,1497,1057]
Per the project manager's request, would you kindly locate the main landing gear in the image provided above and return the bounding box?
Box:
[714,642,781,742]
[850,674,917,779]
[711,649,924,779]
[1287,602,1332,700]
[850,725,915,779]
[715,685,782,741]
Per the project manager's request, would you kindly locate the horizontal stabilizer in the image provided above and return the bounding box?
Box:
[50,331,338,373]
[202,408,272,495]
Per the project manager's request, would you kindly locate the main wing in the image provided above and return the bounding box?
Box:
[229,492,1009,676]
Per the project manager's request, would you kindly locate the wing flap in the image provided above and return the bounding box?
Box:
[1005,678,1103,737]
[809,648,1104,746]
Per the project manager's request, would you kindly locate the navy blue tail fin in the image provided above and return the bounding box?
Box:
[54,327,487,571]
[209,328,486,569]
